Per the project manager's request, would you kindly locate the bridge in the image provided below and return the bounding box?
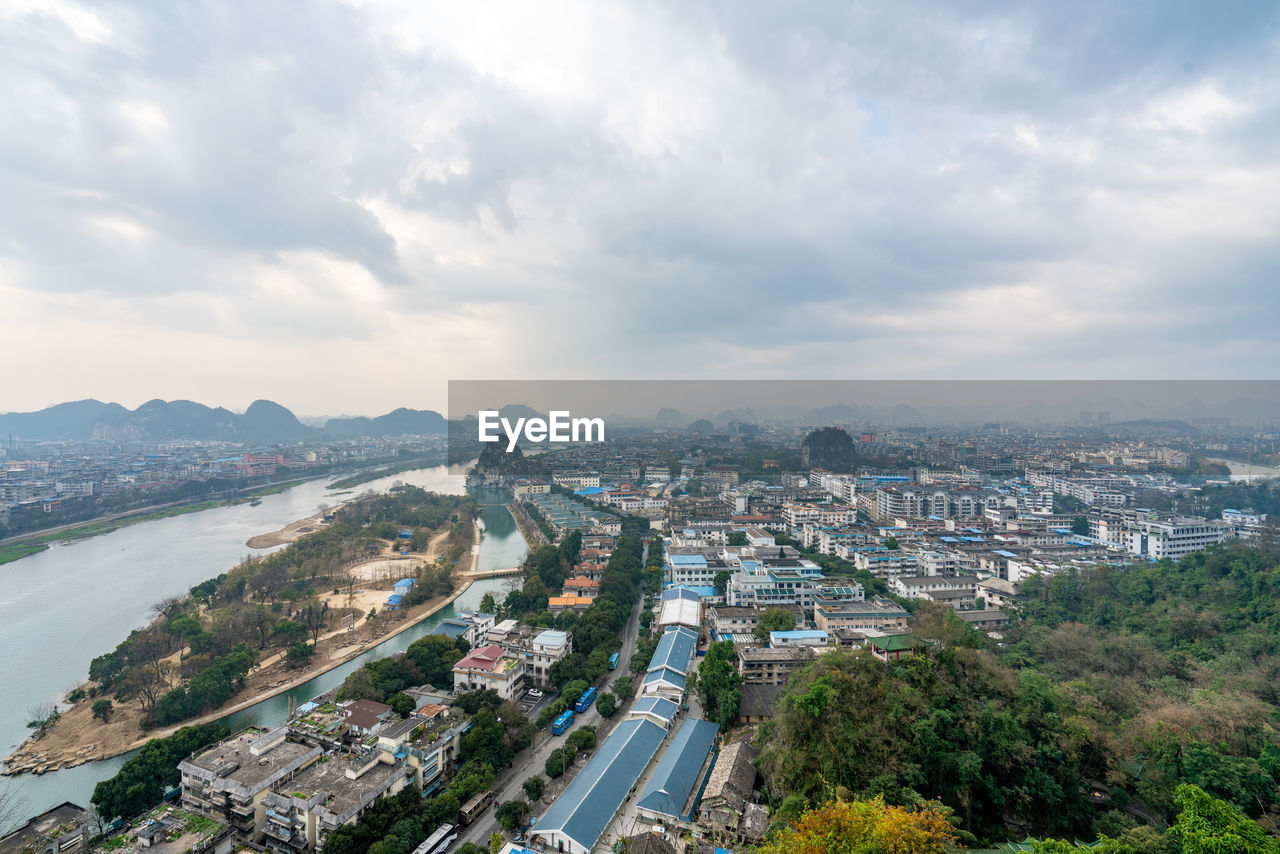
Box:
[465,566,525,579]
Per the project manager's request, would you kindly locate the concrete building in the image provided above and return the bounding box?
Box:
[261,751,410,852]
[179,728,323,842]
[451,644,525,700]
[528,629,572,688]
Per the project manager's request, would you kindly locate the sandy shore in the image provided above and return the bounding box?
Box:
[4,523,484,775]
[246,504,345,549]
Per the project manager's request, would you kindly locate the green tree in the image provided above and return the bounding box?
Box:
[479,593,496,614]
[713,569,732,595]
[523,775,545,802]
[91,699,114,722]
[884,535,899,550]
[488,830,504,854]
[496,798,530,831]
[388,692,416,718]
[597,690,618,717]
[1168,783,1280,854]
[545,748,567,778]
[726,531,747,546]
[286,641,315,668]
[753,608,798,643]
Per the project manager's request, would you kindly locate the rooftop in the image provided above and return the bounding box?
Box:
[636,717,719,821]
[531,718,667,853]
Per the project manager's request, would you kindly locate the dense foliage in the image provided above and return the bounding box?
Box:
[758,640,1098,841]
[91,723,229,821]
[693,640,742,729]
[85,489,473,728]
[756,796,960,854]
[337,633,471,701]
[759,542,1280,845]
[1005,542,1280,823]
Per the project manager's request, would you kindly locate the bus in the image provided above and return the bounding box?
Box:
[458,791,494,826]
[413,823,457,854]
[552,709,575,735]
[575,686,597,713]
[608,652,620,670]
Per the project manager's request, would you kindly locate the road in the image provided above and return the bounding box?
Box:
[454,553,648,851]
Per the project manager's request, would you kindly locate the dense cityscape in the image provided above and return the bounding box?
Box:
[2,405,1280,853]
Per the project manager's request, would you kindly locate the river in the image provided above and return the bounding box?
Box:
[1202,457,1280,482]
[0,470,527,823]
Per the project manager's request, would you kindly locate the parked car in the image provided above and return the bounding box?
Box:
[528,688,544,699]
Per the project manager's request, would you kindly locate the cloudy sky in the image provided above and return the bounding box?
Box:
[2,1,1278,416]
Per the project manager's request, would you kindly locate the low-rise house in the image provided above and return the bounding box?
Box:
[451,643,525,700]
[700,739,760,841]
[736,646,815,686]
[342,699,395,737]
[528,629,572,687]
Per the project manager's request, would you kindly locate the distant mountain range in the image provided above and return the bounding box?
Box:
[0,399,447,442]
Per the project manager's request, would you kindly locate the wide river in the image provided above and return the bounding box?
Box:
[0,467,527,824]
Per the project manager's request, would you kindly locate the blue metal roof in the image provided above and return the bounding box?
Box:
[643,667,687,692]
[660,586,701,603]
[669,554,707,566]
[629,696,678,724]
[531,718,666,852]
[636,718,719,821]
[648,627,697,675]
[770,630,828,641]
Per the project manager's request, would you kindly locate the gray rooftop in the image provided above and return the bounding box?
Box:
[636,718,719,821]
[531,718,666,852]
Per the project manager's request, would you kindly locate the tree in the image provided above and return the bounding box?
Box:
[488,830,504,854]
[496,799,530,831]
[286,641,315,668]
[545,748,568,778]
[92,699,114,722]
[388,692,416,718]
[301,600,331,645]
[597,690,618,718]
[1072,517,1091,535]
[26,702,60,735]
[884,535,899,550]
[755,796,959,854]
[713,569,732,595]
[523,775,545,802]
[567,726,596,753]
[1168,783,1280,854]
[753,608,798,643]
[726,531,747,547]
[479,593,497,614]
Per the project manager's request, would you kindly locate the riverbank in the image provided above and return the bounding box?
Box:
[508,501,547,547]
[3,515,482,775]
[245,504,345,549]
[0,499,229,566]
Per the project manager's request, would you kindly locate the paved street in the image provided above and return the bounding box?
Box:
[454,578,647,851]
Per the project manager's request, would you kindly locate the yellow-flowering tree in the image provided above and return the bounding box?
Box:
[757,796,962,854]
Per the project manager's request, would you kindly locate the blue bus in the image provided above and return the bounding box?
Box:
[552,710,575,735]
[575,687,597,713]
[608,652,620,671]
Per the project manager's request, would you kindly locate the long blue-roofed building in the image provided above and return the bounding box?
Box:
[635,718,720,827]
[528,718,667,854]
[641,626,698,702]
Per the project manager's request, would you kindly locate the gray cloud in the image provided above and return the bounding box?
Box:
[0,0,1277,413]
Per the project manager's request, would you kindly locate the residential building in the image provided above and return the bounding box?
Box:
[451,644,525,700]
